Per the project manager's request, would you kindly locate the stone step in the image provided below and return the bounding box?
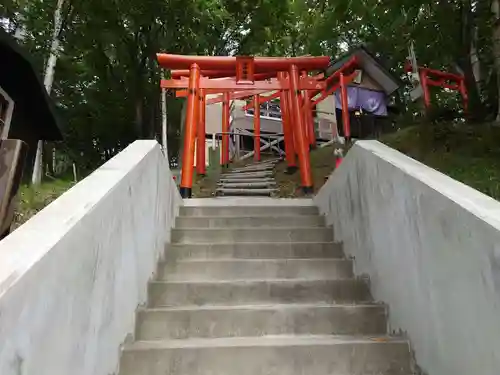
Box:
[221,171,273,179]
[166,242,344,260]
[218,178,276,185]
[229,170,274,176]
[230,165,276,172]
[179,206,318,217]
[224,166,274,172]
[221,176,274,181]
[171,227,334,244]
[136,303,388,340]
[230,167,274,174]
[216,188,277,196]
[231,164,275,171]
[217,182,276,188]
[159,259,353,281]
[148,278,371,307]
[175,215,325,229]
[219,178,275,183]
[120,335,411,375]
[243,159,280,167]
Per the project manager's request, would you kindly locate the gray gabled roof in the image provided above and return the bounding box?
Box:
[0,28,62,140]
[326,45,402,96]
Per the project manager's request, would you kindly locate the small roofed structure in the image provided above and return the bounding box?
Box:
[0,28,62,238]
[0,28,62,161]
[316,45,402,140]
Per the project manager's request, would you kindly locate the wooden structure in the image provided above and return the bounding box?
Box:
[318,46,401,139]
[0,140,28,238]
[203,94,286,163]
[0,28,61,237]
[0,28,62,171]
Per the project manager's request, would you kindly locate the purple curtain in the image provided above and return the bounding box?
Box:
[335,87,388,116]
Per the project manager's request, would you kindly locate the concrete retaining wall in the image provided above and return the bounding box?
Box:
[315,140,500,375]
[0,141,182,375]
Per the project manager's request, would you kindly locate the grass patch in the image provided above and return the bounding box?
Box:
[14,178,75,229]
[274,121,500,199]
[382,123,500,200]
[275,146,337,197]
[192,172,219,198]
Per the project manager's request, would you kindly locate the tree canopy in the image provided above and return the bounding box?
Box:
[0,0,498,174]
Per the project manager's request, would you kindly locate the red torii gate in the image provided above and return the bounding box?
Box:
[171,69,310,177]
[404,62,469,113]
[158,53,340,198]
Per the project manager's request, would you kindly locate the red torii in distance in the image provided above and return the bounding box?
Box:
[157,53,330,198]
[404,62,469,113]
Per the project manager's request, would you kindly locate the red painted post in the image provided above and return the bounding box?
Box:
[303,74,316,149]
[298,94,309,145]
[278,72,297,173]
[286,85,299,155]
[196,88,206,176]
[179,63,200,198]
[459,78,469,114]
[221,92,230,166]
[289,64,313,194]
[253,94,261,161]
[339,72,351,140]
[301,71,316,149]
[305,99,315,148]
[420,70,432,110]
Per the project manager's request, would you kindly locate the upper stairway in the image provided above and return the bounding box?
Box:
[119,199,413,375]
[216,159,279,197]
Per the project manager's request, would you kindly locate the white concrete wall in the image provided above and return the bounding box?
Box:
[315,140,500,375]
[0,140,182,375]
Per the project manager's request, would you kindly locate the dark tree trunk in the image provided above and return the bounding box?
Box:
[148,91,160,140]
[457,0,484,121]
[492,0,500,121]
[457,58,484,120]
[135,98,144,138]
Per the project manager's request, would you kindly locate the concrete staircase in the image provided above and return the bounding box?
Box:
[216,159,279,197]
[119,201,412,375]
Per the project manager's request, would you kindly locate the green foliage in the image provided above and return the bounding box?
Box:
[1,0,499,174]
[383,124,500,200]
[14,177,75,228]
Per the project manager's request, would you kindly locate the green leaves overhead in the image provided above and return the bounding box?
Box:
[1,0,498,173]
